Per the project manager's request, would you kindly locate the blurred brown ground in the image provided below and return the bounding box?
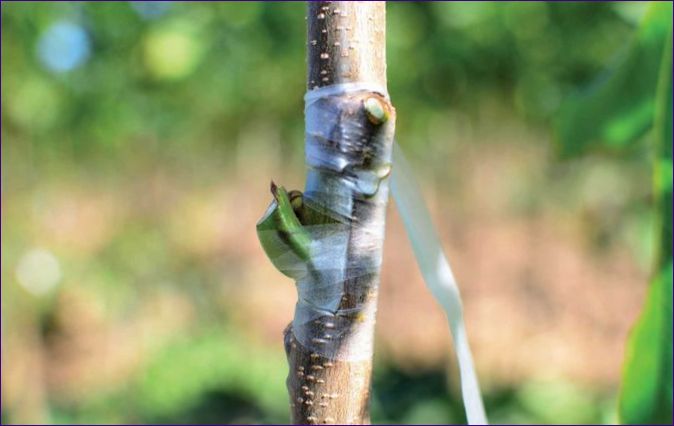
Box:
[2,111,646,418]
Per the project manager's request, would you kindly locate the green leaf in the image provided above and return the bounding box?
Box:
[618,26,673,425]
[554,2,672,157]
[619,263,673,424]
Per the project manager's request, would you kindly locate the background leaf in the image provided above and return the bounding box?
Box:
[618,25,673,425]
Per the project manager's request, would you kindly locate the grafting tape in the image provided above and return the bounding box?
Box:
[268,82,487,424]
[290,83,393,361]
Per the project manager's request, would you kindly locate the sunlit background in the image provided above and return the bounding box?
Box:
[1,2,660,424]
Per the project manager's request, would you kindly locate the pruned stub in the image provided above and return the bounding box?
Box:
[320,92,392,174]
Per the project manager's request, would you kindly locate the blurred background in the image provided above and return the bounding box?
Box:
[1,2,662,424]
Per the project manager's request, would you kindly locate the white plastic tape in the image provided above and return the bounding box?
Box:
[392,142,488,425]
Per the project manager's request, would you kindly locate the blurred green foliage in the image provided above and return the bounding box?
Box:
[555,2,672,157]
[553,2,672,423]
[2,2,642,163]
[1,2,661,424]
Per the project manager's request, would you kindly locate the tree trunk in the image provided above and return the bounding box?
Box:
[283,2,394,424]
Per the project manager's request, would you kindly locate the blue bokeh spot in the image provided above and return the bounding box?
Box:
[37,21,91,73]
[130,1,171,20]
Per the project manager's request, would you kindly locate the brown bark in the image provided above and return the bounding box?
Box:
[306,1,386,89]
[283,2,393,424]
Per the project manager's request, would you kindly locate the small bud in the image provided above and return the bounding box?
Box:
[364,97,388,125]
[289,190,303,214]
